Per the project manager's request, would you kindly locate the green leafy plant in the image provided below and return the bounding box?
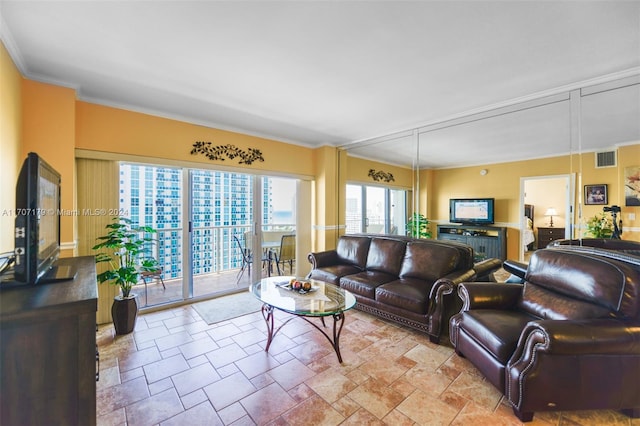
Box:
[406,212,432,239]
[92,217,160,298]
[585,212,613,238]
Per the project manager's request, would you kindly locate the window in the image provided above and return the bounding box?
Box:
[346,184,407,235]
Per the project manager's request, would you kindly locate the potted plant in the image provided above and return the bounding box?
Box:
[92,217,160,335]
[406,212,432,239]
[585,212,613,238]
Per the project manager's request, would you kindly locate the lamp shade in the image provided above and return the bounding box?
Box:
[545,208,558,216]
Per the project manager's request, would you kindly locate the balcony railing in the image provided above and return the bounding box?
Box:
[152,224,296,279]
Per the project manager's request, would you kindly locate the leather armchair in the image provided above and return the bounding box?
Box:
[450,248,640,422]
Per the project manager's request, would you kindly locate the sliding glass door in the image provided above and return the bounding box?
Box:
[119,163,299,308]
[346,184,407,235]
[119,164,185,307]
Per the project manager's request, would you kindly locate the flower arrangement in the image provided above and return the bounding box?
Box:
[585,212,613,238]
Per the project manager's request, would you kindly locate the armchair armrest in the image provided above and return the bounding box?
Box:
[457,282,523,310]
[307,250,339,269]
[473,258,503,281]
[506,318,640,416]
[503,259,528,280]
[514,319,640,356]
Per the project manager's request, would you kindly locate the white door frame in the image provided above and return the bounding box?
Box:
[519,173,575,261]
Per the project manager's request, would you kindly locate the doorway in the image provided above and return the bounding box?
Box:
[519,174,575,261]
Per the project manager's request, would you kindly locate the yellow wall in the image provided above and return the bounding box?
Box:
[345,156,413,189]
[76,102,314,176]
[429,145,640,259]
[21,80,77,256]
[0,41,22,254]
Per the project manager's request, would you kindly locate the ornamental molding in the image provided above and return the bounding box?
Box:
[368,169,395,183]
[191,141,264,165]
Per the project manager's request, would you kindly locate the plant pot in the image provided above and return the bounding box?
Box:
[111,294,138,335]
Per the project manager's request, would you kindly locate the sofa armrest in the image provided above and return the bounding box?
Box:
[457,282,523,310]
[307,250,339,269]
[503,259,528,280]
[441,268,476,285]
[473,258,503,281]
[426,278,458,341]
[514,319,640,356]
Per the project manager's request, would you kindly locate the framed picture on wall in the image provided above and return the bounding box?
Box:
[625,166,640,206]
[585,184,608,205]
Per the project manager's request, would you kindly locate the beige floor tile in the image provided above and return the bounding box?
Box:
[96,301,637,426]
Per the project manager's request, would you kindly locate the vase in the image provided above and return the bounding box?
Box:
[111,294,138,335]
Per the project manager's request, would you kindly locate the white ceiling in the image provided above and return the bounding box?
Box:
[1,1,639,168]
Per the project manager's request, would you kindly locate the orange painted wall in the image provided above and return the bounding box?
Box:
[75,102,314,176]
[21,80,77,256]
[0,41,22,253]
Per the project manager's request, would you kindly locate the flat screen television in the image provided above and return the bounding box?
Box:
[14,153,74,284]
[449,198,495,225]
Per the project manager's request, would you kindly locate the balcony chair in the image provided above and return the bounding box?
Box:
[274,234,296,275]
[233,235,274,280]
[138,266,165,306]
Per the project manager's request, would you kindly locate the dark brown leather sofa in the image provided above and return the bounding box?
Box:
[450,248,640,422]
[307,235,502,343]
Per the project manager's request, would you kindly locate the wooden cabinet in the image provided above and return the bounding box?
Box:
[537,227,565,249]
[437,224,507,261]
[0,256,98,426]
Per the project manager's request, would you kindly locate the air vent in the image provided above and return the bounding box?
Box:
[595,150,617,168]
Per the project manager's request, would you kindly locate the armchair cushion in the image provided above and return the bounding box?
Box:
[522,249,640,319]
[457,310,536,363]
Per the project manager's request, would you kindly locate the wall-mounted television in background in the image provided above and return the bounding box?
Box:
[14,153,64,284]
[449,198,495,225]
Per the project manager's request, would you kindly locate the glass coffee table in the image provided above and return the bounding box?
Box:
[250,276,356,363]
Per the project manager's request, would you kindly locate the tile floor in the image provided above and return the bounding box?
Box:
[97,298,637,426]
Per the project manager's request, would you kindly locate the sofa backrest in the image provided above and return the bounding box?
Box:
[365,238,407,275]
[521,249,640,320]
[548,238,640,256]
[336,235,372,269]
[399,241,460,281]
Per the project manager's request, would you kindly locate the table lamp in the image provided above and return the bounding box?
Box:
[545,207,557,227]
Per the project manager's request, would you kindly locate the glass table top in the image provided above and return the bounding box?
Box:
[250,276,356,317]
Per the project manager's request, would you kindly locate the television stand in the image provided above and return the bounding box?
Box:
[0,256,97,425]
[437,224,507,261]
[40,262,78,283]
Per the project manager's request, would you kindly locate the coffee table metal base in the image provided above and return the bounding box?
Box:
[261,303,347,363]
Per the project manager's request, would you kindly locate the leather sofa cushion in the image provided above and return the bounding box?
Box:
[458,310,537,363]
[524,250,640,319]
[366,238,407,275]
[340,271,397,299]
[336,236,371,268]
[308,264,362,285]
[399,242,460,282]
[518,283,612,320]
[375,278,433,314]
